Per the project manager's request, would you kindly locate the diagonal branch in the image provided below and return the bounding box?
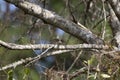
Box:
[108,3,120,48]
[4,0,103,44]
[0,49,73,71]
[0,40,108,50]
[108,0,120,21]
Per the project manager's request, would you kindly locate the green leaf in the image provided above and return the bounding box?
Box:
[7,70,13,80]
[101,73,110,78]
[88,55,96,65]
[23,68,30,80]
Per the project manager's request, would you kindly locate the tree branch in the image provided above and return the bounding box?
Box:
[0,49,73,71]
[0,40,108,50]
[4,0,103,44]
[108,3,120,48]
[108,0,120,21]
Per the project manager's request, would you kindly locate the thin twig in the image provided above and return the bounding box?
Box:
[69,67,98,79]
[67,50,83,73]
[101,0,107,40]
[25,46,54,66]
[92,15,109,29]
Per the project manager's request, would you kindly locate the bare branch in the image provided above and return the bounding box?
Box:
[69,67,99,79]
[0,49,73,71]
[108,4,120,47]
[0,58,31,71]
[0,47,120,71]
[0,40,108,50]
[67,50,83,73]
[4,0,103,44]
[108,0,120,21]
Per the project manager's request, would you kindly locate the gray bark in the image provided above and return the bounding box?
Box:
[4,0,103,44]
[108,1,120,48]
[108,0,120,21]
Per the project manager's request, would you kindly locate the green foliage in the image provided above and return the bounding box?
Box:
[50,0,65,13]
[6,67,40,80]
[7,70,13,80]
